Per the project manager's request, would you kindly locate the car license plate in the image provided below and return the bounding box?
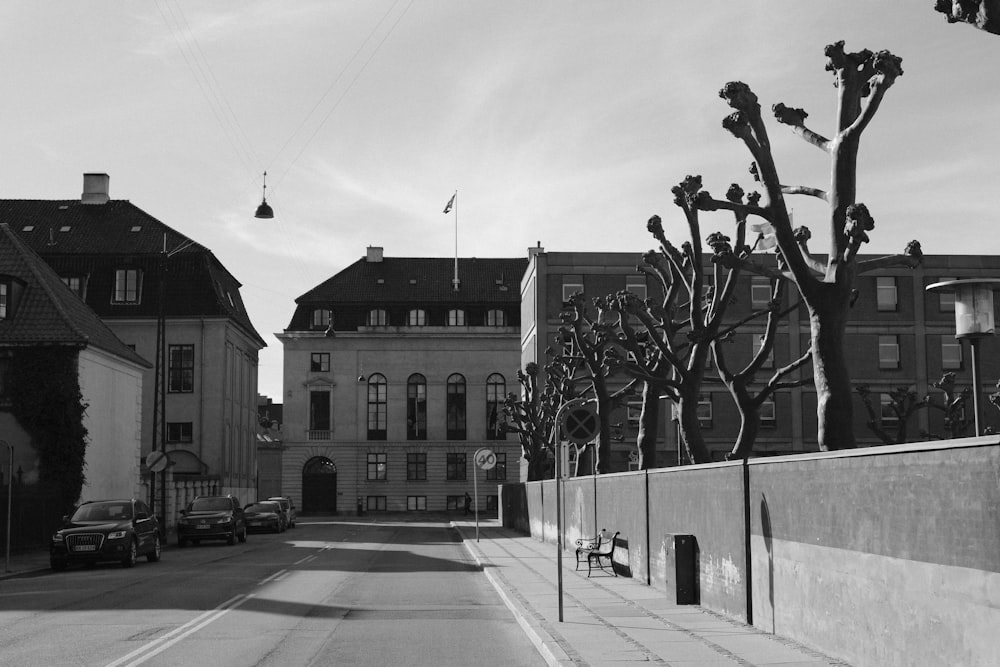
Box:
[73,545,96,552]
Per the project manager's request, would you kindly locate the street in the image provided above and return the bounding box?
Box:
[0,517,543,666]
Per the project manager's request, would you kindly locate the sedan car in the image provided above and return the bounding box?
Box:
[244,501,285,533]
[50,499,161,570]
[177,495,247,547]
[267,496,297,528]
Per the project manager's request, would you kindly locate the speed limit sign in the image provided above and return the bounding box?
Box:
[474,448,497,470]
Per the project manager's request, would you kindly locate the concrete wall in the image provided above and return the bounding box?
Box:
[514,437,1000,666]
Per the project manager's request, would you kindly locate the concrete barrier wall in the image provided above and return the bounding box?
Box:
[510,437,1000,666]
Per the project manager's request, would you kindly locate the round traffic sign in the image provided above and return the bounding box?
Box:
[474,448,497,470]
[145,450,168,473]
[561,401,600,444]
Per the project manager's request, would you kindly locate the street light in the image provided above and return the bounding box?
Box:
[926,279,1000,435]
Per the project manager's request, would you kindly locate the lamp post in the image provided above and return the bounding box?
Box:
[2,440,12,573]
[926,279,1000,435]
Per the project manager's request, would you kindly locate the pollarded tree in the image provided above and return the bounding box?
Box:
[691,41,921,450]
[935,0,1000,34]
[855,384,927,445]
[503,361,568,481]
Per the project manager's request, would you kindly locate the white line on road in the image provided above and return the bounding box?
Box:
[104,593,253,667]
[258,569,289,585]
[294,555,316,565]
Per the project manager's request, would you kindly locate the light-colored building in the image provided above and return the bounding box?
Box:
[276,247,527,514]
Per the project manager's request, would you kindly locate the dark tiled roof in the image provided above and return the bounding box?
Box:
[0,224,150,366]
[0,199,265,347]
[297,256,528,305]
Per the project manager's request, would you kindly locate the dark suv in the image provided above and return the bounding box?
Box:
[177,495,247,547]
[50,499,161,570]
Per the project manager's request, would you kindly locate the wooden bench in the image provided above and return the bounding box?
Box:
[574,530,620,577]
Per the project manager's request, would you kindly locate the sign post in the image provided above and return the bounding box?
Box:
[473,448,496,542]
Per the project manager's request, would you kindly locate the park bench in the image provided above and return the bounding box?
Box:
[574,529,620,577]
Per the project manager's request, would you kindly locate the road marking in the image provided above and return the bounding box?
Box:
[258,569,289,585]
[104,594,252,667]
[294,555,315,565]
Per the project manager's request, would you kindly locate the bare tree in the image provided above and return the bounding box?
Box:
[855,384,927,445]
[503,362,563,481]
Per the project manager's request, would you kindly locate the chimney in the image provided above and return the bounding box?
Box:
[366,246,384,263]
[82,173,110,205]
[528,242,545,257]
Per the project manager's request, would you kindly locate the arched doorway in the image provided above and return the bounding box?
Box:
[302,457,337,514]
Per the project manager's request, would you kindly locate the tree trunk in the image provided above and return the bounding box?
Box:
[808,293,857,450]
[727,391,760,460]
[676,389,712,464]
[595,394,612,474]
[637,382,659,469]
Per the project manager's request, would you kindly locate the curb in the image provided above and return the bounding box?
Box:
[451,523,571,667]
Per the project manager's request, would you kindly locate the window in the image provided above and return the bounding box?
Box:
[878,335,900,370]
[407,309,426,326]
[367,453,387,481]
[0,283,7,319]
[446,374,467,440]
[61,276,86,299]
[697,394,713,428]
[406,453,426,480]
[486,452,507,481]
[562,276,583,303]
[486,309,506,326]
[168,345,194,392]
[752,335,774,368]
[407,374,427,440]
[310,353,330,372]
[627,400,642,428]
[112,268,141,304]
[446,453,467,480]
[447,309,466,326]
[937,277,956,312]
[486,495,498,512]
[309,390,331,437]
[626,276,647,300]
[880,393,899,426]
[446,495,463,511]
[876,277,897,311]
[486,373,506,440]
[407,496,427,511]
[312,309,331,329]
[942,337,962,370]
[368,308,387,326]
[751,276,771,310]
[760,397,776,428]
[366,496,386,511]
[166,422,193,443]
[367,374,387,440]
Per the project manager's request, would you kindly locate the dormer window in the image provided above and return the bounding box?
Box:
[112,269,142,304]
[407,309,426,326]
[312,308,332,330]
[447,309,466,326]
[486,309,506,327]
[367,309,387,326]
[61,275,87,299]
[0,282,8,319]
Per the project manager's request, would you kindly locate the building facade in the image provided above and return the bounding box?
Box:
[2,174,266,518]
[522,247,1000,466]
[277,247,526,514]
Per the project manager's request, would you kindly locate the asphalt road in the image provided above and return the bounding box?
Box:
[0,517,544,666]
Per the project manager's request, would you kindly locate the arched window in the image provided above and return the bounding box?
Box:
[486,373,506,440]
[407,309,427,326]
[367,374,387,440]
[367,308,387,326]
[407,373,427,440]
[447,309,466,326]
[312,308,331,330]
[446,373,467,440]
[486,309,506,326]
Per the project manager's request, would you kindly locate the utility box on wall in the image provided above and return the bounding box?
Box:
[664,533,698,604]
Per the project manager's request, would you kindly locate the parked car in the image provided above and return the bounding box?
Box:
[50,499,161,570]
[244,501,285,533]
[177,495,247,547]
[267,496,297,528]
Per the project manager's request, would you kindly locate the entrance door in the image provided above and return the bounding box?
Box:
[302,457,337,514]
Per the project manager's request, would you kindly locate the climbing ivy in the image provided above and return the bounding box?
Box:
[8,348,88,513]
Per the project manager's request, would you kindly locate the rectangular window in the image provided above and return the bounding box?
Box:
[752,335,774,368]
[486,495,498,512]
[878,335,900,370]
[368,309,387,326]
[407,309,426,326]
[880,393,899,425]
[367,453,387,481]
[113,269,141,304]
[310,353,330,372]
[751,276,771,310]
[446,453,467,480]
[486,453,507,481]
[626,400,642,428]
[312,309,331,329]
[760,397,776,428]
[562,276,583,303]
[446,495,463,511]
[406,496,427,511]
[366,496,386,511]
[0,283,7,319]
[697,394,713,429]
[486,309,506,326]
[407,453,427,481]
[939,277,956,312]
[61,276,86,298]
[168,345,194,392]
[448,309,466,326]
[942,338,963,370]
[309,390,331,435]
[625,276,646,301]
[166,422,193,443]
[876,277,897,311]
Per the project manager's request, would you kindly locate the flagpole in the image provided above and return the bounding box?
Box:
[452,190,459,291]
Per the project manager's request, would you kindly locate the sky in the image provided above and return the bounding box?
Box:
[1,1,997,400]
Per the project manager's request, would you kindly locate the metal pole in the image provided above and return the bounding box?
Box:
[474,466,479,542]
[970,338,983,436]
[3,440,11,573]
[554,423,563,622]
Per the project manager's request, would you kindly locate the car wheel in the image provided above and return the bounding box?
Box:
[238,527,247,544]
[227,529,236,546]
[50,557,67,571]
[122,539,138,568]
[147,534,161,562]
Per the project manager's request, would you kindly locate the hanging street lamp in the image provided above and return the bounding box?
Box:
[254,171,274,219]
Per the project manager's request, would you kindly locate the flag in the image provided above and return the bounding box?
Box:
[443,193,456,214]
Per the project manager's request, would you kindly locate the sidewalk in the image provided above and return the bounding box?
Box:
[453,519,850,667]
